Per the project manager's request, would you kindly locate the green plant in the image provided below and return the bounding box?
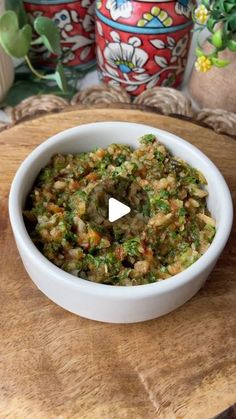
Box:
[0,0,67,91]
[193,0,236,72]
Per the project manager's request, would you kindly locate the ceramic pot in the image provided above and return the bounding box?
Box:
[189,45,236,113]
[0,0,14,101]
[23,0,96,71]
[95,0,194,95]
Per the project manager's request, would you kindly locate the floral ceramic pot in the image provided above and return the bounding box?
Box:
[95,0,193,94]
[23,0,95,70]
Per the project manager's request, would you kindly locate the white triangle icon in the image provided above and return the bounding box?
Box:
[108,197,131,222]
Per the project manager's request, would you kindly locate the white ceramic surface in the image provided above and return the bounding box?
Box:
[9,122,233,323]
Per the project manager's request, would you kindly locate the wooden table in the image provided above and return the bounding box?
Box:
[0,107,235,419]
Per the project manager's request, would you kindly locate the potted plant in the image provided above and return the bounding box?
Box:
[189,0,236,112]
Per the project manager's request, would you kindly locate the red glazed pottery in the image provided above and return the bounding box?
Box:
[95,0,194,94]
[24,0,96,70]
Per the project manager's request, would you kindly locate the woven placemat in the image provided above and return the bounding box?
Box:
[2,85,236,138]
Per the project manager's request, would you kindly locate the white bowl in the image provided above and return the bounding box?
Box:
[9,122,233,323]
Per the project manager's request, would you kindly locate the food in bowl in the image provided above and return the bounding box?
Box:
[24,133,216,286]
[9,122,233,322]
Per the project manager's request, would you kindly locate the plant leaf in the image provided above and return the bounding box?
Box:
[2,80,43,106]
[211,30,223,48]
[201,0,210,7]
[211,57,230,67]
[45,62,67,91]
[5,0,28,28]
[227,39,236,52]
[228,16,236,32]
[207,17,217,33]
[224,2,235,12]
[34,16,61,55]
[2,77,75,107]
[195,47,204,57]
[0,11,32,58]
[55,63,68,91]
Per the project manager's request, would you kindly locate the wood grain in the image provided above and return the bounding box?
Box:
[0,107,236,419]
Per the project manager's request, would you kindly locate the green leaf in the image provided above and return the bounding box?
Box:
[0,11,32,58]
[201,0,210,7]
[227,39,236,51]
[224,2,236,12]
[207,17,217,32]
[5,0,28,28]
[2,80,43,107]
[211,29,223,48]
[54,63,67,91]
[34,16,61,55]
[218,0,226,12]
[211,57,230,67]
[55,63,67,92]
[1,65,78,107]
[195,47,205,57]
[45,63,67,92]
[228,16,236,32]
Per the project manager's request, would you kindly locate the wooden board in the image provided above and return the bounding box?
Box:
[0,107,236,419]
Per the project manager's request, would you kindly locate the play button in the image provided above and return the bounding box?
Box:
[85,176,150,238]
[108,197,130,222]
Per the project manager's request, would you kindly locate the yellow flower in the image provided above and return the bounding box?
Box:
[194,4,208,25]
[195,56,212,72]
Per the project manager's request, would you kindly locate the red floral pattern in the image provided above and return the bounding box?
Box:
[95,0,194,95]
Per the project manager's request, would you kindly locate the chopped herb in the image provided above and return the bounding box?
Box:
[38,167,54,182]
[140,134,156,145]
[154,151,165,162]
[122,238,141,257]
[184,176,198,184]
[153,199,170,213]
[179,207,186,217]
[159,189,170,199]
[146,272,157,283]
[73,190,87,200]
[114,154,126,165]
